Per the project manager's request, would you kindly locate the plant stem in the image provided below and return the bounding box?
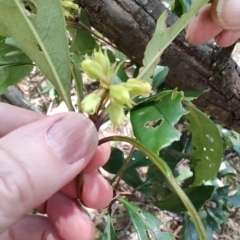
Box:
[115,146,135,188]
[99,136,208,240]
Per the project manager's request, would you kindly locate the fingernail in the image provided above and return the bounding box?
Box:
[214,34,220,46]
[185,23,191,41]
[47,113,97,164]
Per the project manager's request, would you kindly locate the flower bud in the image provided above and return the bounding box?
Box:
[62,9,72,18]
[108,103,125,126]
[124,78,152,95]
[93,49,110,75]
[109,85,130,105]
[81,91,102,115]
[62,1,79,11]
[109,85,135,108]
[81,59,104,80]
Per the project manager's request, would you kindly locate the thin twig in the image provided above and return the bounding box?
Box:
[67,20,116,49]
[115,146,135,189]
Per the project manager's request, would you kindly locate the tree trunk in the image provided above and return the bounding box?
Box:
[77,0,240,133]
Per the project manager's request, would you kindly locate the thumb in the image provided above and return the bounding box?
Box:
[0,112,98,232]
[211,0,240,30]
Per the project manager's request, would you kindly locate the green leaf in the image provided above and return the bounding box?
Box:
[218,161,237,178]
[0,25,7,37]
[152,66,169,90]
[174,0,185,17]
[181,215,200,240]
[207,207,227,223]
[102,215,117,240]
[174,167,193,185]
[68,10,97,53]
[0,65,32,94]
[0,0,73,110]
[103,148,153,196]
[226,184,240,208]
[154,185,214,213]
[160,148,186,171]
[103,148,152,174]
[181,210,217,240]
[205,210,219,238]
[120,198,173,240]
[174,0,194,16]
[228,135,240,157]
[211,186,229,201]
[103,148,124,174]
[131,90,187,154]
[71,52,84,106]
[184,0,194,12]
[126,150,152,170]
[147,165,167,184]
[0,37,33,94]
[184,90,208,101]
[122,171,145,190]
[185,104,223,186]
[138,0,209,82]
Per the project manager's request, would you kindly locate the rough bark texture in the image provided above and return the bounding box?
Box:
[77,0,240,132]
[2,86,41,113]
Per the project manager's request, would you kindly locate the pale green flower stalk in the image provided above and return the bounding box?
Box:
[80,49,152,126]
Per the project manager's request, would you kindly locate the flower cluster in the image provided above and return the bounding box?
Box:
[61,0,79,19]
[81,49,152,126]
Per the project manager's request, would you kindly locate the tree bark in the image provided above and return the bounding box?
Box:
[77,0,240,132]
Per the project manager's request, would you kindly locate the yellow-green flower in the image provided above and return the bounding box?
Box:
[123,78,152,95]
[81,89,106,115]
[62,0,79,10]
[109,85,135,107]
[80,48,152,126]
[108,103,125,126]
[61,0,79,19]
[81,59,105,80]
[93,49,110,75]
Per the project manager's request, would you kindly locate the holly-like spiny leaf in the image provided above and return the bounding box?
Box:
[186,104,223,186]
[131,90,187,154]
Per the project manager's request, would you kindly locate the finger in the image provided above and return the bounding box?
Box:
[47,192,95,240]
[186,4,222,45]
[84,135,111,172]
[82,171,113,209]
[0,102,45,137]
[60,133,110,198]
[211,0,240,31]
[0,215,63,240]
[0,113,98,233]
[215,30,240,47]
[60,169,113,209]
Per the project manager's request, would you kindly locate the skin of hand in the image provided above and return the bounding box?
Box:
[186,0,240,47]
[0,103,113,240]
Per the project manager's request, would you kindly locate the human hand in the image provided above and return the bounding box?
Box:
[0,103,113,240]
[186,0,240,47]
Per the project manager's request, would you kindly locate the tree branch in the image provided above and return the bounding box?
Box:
[78,0,240,132]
